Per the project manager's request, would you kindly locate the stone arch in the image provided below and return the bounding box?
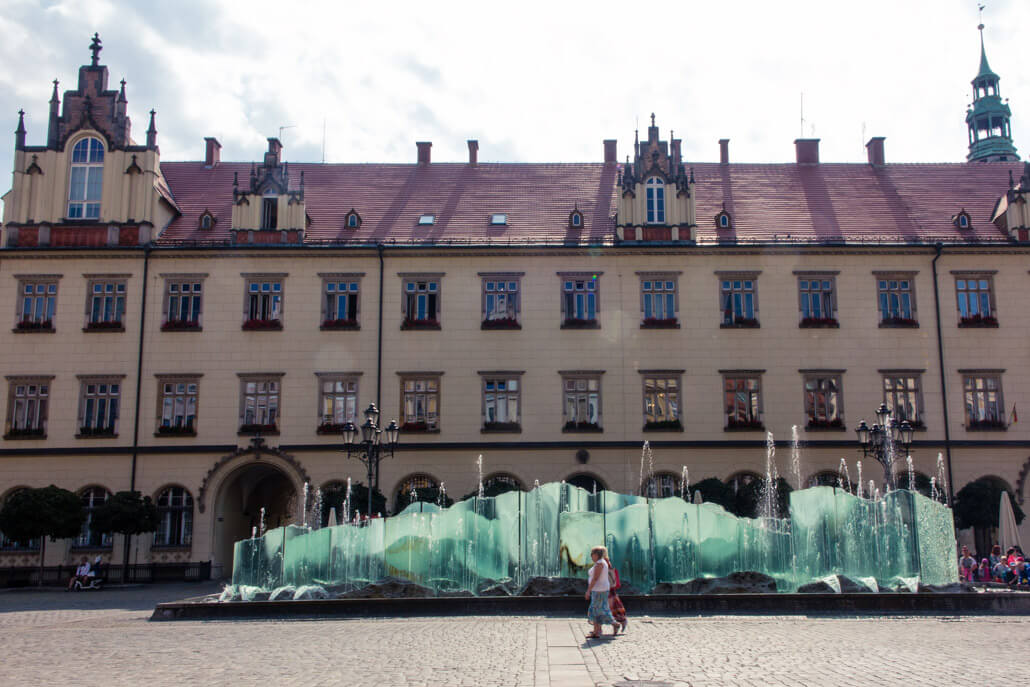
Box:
[805,470,841,488]
[565,472,607,493]
[482,472,525,494]
[196,437,309,515]
[641,471,680,498]
[392,472,440,499]
[726,470,762,493]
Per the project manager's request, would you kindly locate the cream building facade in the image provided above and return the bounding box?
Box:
[2,39,1029,579]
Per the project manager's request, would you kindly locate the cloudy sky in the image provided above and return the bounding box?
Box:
[0,0,1027,180]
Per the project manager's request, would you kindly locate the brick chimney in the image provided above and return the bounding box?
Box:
[467,140,478,165]
[265,138,282,167]
[204,137,221,167]
[417,141,432,166]
[603,139,617,164]
[866,137,886,166]
[719,139,730,164]
[795,138,820,164]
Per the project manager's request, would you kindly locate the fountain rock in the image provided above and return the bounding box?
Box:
[518,576,588,596]
[653,571,777,595]
[218,586,240,602]
[796,575,879,594]
[339,576,433,598]
[293,585,330,600]
[269,585,297,601]
[917,581,975,594]
[476,578,515,596]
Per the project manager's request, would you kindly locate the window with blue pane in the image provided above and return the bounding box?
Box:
[403,279,440,328]
[245,279,282,326]
[17,280,57,330]
[645,178,665,224]
[482,276,521,329]
[562,277,598,326]
[67,137,103,219]
[956,276,996,326]
[641,278,676,324]
[324,281,359,326]
[79,380,119,436]
[877,277,916,325]
[164,280,203,329]
[87,280,126,328]
[798,277,837,325]
[720,279,757,326]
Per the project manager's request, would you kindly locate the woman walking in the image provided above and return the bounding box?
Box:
[584,545,615,639]
[605,554,628,634]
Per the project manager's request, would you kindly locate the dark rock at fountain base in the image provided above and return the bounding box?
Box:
[250,591,271,601]
[796,575,879,594]
[338,576,433,599]
[293,585,331,600]
[268,586,297,601]
[477,578,516,596]
[917,582,975,593]
[653,571,777,595]
[519,576,588,596]
[437,590,476,598]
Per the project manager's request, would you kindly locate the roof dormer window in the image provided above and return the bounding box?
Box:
[199,211,215,230]
[716,206,732,229]
[418,214,435,226]
[345,209,362,228]
[68,137,104,220]
[569,208,583,228]
[490,213,508,226]
[260,197,278,230]
[645,178,665,224]
[953,210,971,230]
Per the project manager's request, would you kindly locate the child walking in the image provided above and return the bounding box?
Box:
[584,545,615,639]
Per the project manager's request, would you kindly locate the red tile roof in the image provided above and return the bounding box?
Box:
[156,160,1022,246]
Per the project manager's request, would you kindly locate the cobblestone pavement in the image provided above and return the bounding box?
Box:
[1,585,1028,687]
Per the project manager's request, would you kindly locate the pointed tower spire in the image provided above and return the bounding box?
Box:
[966,16,1018,162]
[145,108,157,149]
[15,109,26,149]
[118,78,127,103]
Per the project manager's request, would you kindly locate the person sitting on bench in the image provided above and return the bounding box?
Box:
[67,556,92,590]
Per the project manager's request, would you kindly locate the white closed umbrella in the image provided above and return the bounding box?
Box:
[998,491,1022,551]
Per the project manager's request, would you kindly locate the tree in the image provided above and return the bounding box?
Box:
[895,471,933,497]
[321,482,387,524]
[954,479,1025,530]
[730,477,793,520]
[687,477,732,509]
[0,485,85,585]
[92,491,160,572]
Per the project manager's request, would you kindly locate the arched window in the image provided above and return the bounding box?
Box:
[482,473,524,497]
[642,472,679,498]
[646,178,665,224]
[0,488,40,551]
[68,137,104,219]
[154,487,193,547]
[76,486,112,548]
[566,473,606,494]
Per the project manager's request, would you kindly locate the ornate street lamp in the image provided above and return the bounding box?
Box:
[341,403,400,518]
[855,404,914,491]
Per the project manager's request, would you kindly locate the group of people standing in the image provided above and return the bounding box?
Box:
[584,545,628,640]
[959,544,1029,585]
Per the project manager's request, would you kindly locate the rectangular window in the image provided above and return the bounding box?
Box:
[78,378,121,437]
[261,197,278,229]
[481,275,521,329]
[955,275,997,326]
[239,376,281,433]
[157,378,199,435]
[86,280,126,329]
[244,278,283,329]
[560,274,600,327]
[798,275,837,326]
[402,277,441,329]
[163,278,203,331]
[882,373,924,428]
[642,375,681,430]
[5,378,51,439]
[963,373,1005,430]
[482,375,521,431]
[562,373,602,431]
[318,376,359,433]
[15,279,58,331]
[803,374,844,429]
[723,374,763,430]
[720,278,758,327]
[877,275,917,326]
[323,279,360,328]
[401,376,440,431]
[640,276,678,326]
[68,165,102,219]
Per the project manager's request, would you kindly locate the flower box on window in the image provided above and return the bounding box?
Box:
[799,317,839,328]
[879,317,919,328]
[77,425,116,437]
[401,421,436,432]
[725,419,765,431]
[401,317,440,330]
[482,421,521,433]
[242,318,283,331]
[562,420,603,432]
[561,318,599,330]
[641,317,679,329]
[84,320,124,331]
[806,418,845,431]
[15,319,53,332]
[966,418,1006,431]
[161,319,201,331]
[320,318,359,331]
[721,317,760,328]
[481,317,521,330]
[157,424,196,436]
[3,427,45,439]
[643,419,684,431]
[958,314,999,328]
[238,423,279,435]
[316,422,349,435]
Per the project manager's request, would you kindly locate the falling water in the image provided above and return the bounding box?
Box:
[251,526,257,539]
[477,454,485,499]
[856,461,864,499]
[312,487,324,530]
[410,486,418,509]
[680,466,689,500]
[301,482,310,527]
[837,458,852,494]
[259,507,266,537]
[868,480,875,501]
[439,482,447,507]
[874,488,881,501]
[761,432,778,520]
[906,455,915,492]
[790,425,802,489]
[935,453,949,503]
[533,479,540,490]
[592,481,597,496]
[343,477,352,523]
[638,441,655,495]
[930,476,939,502]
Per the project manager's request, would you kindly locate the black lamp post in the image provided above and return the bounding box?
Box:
[855,402,915,491]
[341,403,399,519]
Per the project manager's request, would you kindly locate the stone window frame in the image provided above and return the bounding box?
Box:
[952,270,999,327]
[160,273,207,332]
[800,369,846,431]
[399,273,443,330]
[319,272,364,330]
[717,271,761,328]
[315,372,362,434]
[237,372,285,435]
[959,369,1007,431]
[397,371,443,433]
[13,274,60,333]
[83,273,129,332]
[874,271,919,328]
[4,375,54,440]
[560,370,604,433]
[66,135,105,221]
[260,196,278,230]
[153,485,194,549]
[242,272,287,331]
[479,370,524,433]
[76,374,126,438]
[154,374,202,437]
[721,369,765,431]
[645,177,666,224]
[640,369,684,432]
[637,271,681,328]
[479,272,523,330]
[794,270,839,327]
[558,271,602,329]
[880,368,926,430]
